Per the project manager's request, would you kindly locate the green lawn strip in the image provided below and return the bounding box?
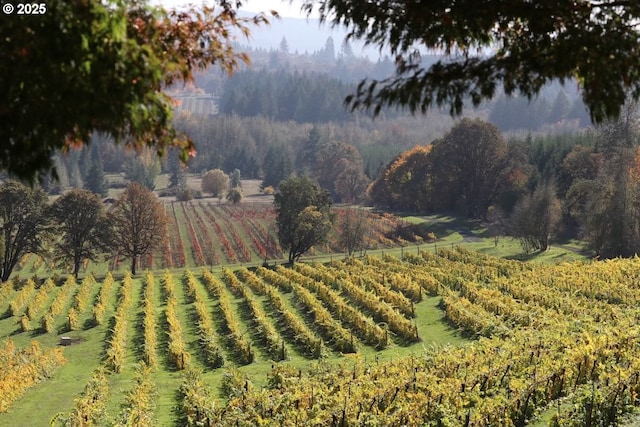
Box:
[153,369,184,425]
[412,295,468,348]
[0,324,106,427]
[103,277,144,419]
[150,272,184,425]
[83,260,111,279]
[401,214,469,243]
[217,279,258,363]
[468,239,588,264]
[172,272,206,369]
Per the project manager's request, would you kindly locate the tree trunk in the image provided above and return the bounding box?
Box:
[131,256,137,275]
[73,255,81,279]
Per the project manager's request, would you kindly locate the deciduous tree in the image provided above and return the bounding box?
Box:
[510,182,562,253]
[275,176,333,264]
[0,181,48,282]
[201,169,230,198]
[2,0,272,182]
[429,119,510,219]
[302,0,640,123]
[49,189,110,278]
[226,187,243,204]
[368,145,433,212]
[312,141,365,201]
[580,103,640,257]
[335,208,369,256]
[109,183,167,275]
[334,163,369,203]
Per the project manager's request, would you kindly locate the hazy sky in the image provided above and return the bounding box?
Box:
[157,0,310,18]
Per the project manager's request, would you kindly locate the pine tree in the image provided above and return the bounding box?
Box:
[84,153,108,197]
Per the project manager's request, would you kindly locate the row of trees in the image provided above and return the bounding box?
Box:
[36,115,446,203]
[367,107,640,257]
[0,173,371,281]
[211,62,591,132]
[0,182,166,281]
[6,0,640,188]
[368,118,519,219]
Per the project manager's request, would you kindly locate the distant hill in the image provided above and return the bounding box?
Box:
[238,12,382,59]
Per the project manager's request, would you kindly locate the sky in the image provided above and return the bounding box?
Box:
[157,0,311,19]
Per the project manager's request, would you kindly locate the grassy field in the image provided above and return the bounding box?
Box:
[0,201,609,426]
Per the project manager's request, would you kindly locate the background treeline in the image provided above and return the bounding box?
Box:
[190,43,592,133]
[367,106,640,258]
[39,113,461,203]
[27,40,625,256]
[218,69,360,123]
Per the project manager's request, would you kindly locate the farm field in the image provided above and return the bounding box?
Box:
[13,202,431,278]
[1,247,640,425]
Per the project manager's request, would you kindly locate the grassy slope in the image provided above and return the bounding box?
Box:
[0,213,593,426]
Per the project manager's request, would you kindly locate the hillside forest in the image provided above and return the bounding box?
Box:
[9,41,637,261]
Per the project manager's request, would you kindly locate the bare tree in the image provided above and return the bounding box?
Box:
[109,183,167,274]
[510,182,562,253]
[335,208,369,256]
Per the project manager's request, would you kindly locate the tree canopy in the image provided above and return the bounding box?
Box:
[274,176,333,264]
[301,0,640,123]
[109,183,167,275]
[201,169,230,198]
[2,0,272,182]
[49,189,110,278]
[0,182,48,282]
